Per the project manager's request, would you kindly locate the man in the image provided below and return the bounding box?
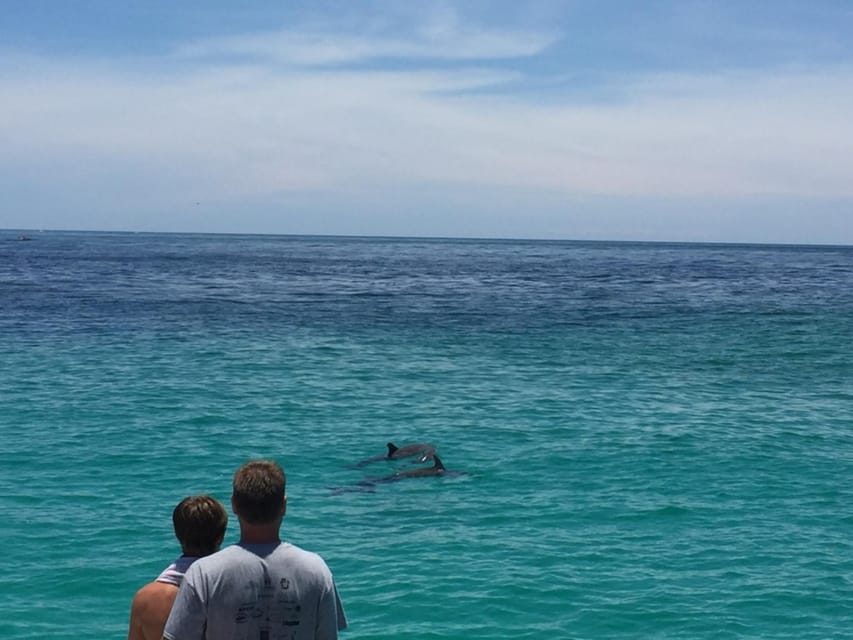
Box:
[128,495,228,640]
[163,460,347,640]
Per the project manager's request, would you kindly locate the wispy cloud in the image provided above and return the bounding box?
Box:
[1,6,852,241]
[4,55,851,199]
[175,8,558,66]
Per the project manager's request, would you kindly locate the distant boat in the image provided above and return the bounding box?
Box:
[17,235,32,241]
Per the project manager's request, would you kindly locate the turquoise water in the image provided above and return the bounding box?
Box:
[1,231,852,638]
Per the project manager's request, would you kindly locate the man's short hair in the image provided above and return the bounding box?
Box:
[172,495,228,557]
[232,460,286,525]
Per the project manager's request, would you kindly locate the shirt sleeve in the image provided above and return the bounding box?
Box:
[162,575,206,640]
[315,577,347,640]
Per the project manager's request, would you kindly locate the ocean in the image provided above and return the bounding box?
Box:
[1,230,852,639]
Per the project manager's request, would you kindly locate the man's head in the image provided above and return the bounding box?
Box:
[232,460,287,525]
[172,495,228,557]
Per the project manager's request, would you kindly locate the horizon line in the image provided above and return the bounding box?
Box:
[4,227,851,249]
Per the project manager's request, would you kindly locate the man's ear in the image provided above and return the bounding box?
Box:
[281,495,287,518]
[231,494,239,518]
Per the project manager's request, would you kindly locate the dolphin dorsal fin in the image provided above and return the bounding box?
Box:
[433,455,445,470]
[386,442,398,456]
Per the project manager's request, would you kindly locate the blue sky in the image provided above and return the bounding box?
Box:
[1,0,852,243]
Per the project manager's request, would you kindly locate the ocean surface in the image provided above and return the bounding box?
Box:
[1,230,852,639]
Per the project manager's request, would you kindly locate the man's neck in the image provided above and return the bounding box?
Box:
[238,520,281,544]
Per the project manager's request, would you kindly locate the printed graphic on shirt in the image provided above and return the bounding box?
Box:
[234,571,302,640]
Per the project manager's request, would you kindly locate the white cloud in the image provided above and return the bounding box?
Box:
[176,29,556,65]
[174,7,558,66]
[1,29,853,236]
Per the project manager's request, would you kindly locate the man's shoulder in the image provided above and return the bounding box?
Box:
[277,543,336,576]
[131,580,179,614]
[281,542,326,562]
[133,580,179,600]
[189,542,331,573]
[187,544,243,571]
[129,580,179,640]
[189,543,274,573]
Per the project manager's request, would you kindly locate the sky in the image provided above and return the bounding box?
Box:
[1,0,852,244]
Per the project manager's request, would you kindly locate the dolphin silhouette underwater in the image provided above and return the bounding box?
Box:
[331,455,464,494]
[379,455,466,483]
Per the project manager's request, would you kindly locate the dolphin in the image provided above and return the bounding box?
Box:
[386,441,436,462]
[381,455,466,483]
[392,454,447,478]
[331,455,464,494]
[348,441,436,469]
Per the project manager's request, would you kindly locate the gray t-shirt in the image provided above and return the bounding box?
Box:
[163,541,347,640]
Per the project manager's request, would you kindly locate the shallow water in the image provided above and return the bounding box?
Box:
[1,231,852,638]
